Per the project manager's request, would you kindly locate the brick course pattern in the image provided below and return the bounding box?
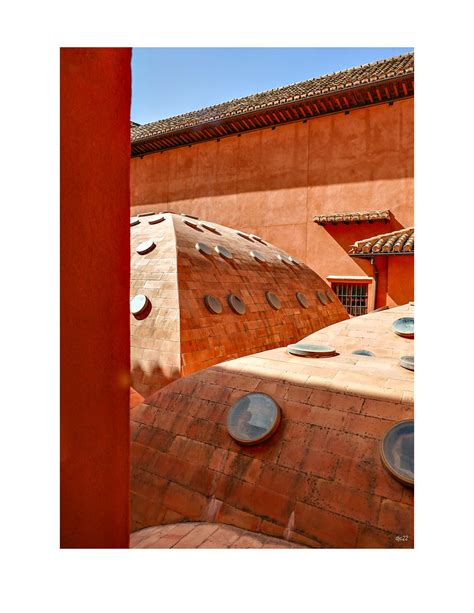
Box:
[131,212,348,399]
[130,304,414,548]
[130,522,306,548]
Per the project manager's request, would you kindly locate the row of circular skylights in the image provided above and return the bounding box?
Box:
[204,288,335,315]
[286,316,415,370]
[131,287,335,318]
[225,391,414,487]
[131,213,302,266]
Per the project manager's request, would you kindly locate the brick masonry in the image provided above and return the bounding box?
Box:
[131,212,348,400]
[130,304,414,548]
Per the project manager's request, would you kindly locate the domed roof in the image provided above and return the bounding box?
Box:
[130,304,413,547]
[130,212,348,400]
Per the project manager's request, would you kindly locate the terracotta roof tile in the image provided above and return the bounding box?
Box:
[132,52,414,143]
[314,210,390,225]
[349,227,414,255]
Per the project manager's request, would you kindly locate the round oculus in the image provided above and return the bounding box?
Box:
[130,217,140,227]
[200,221,217,232]
[137,211,156,217]
[180,213,199,220]
[227,294,246,315]
[287,343,336,357]
[380,420,414,487]
[400,355,414,371]
[195,242,213,256]
[183,218,201,230]
[265,291,281,310]
[352,349,375,357]
[250,234,266,244]
[250,250,266,263]
[235,230,253,241]
[277,253,292,265]
[289,256,301,265]
[215,245,233,259]
[204,295,223,314]
[148,214,165,225]
[226,392,281,445]
[326,289,335,303]
[392,317,414,338]
[296,292,309,308]
[316,290,328,305]
[130,294,150,316]
[136,239,156,255]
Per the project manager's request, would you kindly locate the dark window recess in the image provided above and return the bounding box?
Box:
[332,283,368,317]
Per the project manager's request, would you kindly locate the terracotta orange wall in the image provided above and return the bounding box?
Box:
[387,256,414,307]
[131,98,414,301]
[61,48,131,548]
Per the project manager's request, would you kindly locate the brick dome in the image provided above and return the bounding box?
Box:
[130,304,414,548]
[130,212,348,400]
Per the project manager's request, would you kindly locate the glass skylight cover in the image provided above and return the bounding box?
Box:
[227,392,281,445]
[380,420,414,486]
[287,343,336,357]
[130,294,150,316]
[136,239,156,255]
[227,294,246,315]
[392,317,414,338]
[204,295,223,314]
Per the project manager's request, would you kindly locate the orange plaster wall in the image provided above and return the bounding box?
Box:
[131,99,414,306]
[387,256,414,307]
[60,48,131,548]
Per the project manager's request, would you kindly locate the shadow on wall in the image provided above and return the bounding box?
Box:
[131,102,414,206]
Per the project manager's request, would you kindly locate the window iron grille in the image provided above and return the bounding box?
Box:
[332,282,368,317]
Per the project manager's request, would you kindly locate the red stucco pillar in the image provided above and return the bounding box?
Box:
[60,48,131,548]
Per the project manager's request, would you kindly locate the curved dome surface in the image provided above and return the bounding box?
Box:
[130,212,348,400]
[130,304,414,548]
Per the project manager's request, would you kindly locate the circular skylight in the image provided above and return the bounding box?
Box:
[181,213,199,220]
[400,355,414,371]
[183,218,202,230]
[130,217,140,227]
[200,221,218,233]
[250,234,266,244]
[137,211,156,217]
[287,343,336,357]
[277,254,292,265]
[215,245,233,259]
[380,420,414,486]
[352,349,375,357]
[326,289,335,303]
[289,256,300,265]
[227,294,246,315]
[204,295,223,314]
[392,317,414,338]
[250,250,266,263]
[130,294,150,316]
[265,291,281,310]
[226,392,281,445]
[148,214,165,225]
[316,290,328,305]
[136,239,156,255]
[296,292,309,308]
[196,242,213,256]
[235,230,253,241]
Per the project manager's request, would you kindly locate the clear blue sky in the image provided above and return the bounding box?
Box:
[131,47,413,125]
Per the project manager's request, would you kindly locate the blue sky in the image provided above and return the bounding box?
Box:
[131,47,413,125]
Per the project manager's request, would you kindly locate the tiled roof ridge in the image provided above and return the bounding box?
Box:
[314,209,390,224]
[350,227,414,255]
[132,51,414,141]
